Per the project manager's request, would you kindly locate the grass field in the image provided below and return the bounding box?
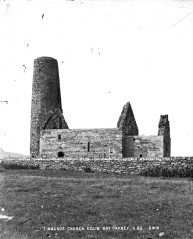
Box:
[0,169,193,239]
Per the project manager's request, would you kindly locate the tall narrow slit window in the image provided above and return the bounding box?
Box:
[59,117,63,128]
[88,142,90,152]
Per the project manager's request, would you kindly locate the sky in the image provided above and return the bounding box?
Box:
[0,0,193,156]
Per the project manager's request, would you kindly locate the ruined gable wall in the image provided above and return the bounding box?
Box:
[117,102,138,136]
[118,102,139,157]
[40,128,122,158]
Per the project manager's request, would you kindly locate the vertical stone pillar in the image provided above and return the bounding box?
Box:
[158,115,171,157]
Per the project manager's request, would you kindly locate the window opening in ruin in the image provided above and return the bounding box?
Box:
[110,147,114,154]
[58,151,64,158]
[133,138,135,141]
[59,117,62,128]
[138,146,140,149]
[140,154,142,158]
[58,134,61,140]
[88,142,90,152]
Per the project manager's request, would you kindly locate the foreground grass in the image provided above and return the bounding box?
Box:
[0,170,193,239]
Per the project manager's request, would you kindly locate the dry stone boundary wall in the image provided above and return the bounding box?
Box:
[2,157,193,175]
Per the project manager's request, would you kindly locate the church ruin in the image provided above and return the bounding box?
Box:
[30,56,171,159]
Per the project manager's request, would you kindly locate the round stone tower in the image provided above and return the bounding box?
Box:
[30,56,68,158]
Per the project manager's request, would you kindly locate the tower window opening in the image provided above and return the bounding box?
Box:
[88,142,90,152]
[58,134,61,140]
[59,117,62,128]
[58,151,64,158]
[110,147,114,154]
[140,154,142,158]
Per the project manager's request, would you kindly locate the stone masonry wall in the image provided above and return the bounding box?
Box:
[3,157,193,175]
[40,128,122,158]
[123,135,164,158]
